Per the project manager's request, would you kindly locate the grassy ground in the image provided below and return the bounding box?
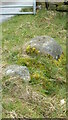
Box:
[2,8,66,118]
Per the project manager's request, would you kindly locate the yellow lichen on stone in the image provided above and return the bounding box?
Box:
[26,45,31,54]
[26,45,39,55]
[32,47,36,51]
[54,54,64,66]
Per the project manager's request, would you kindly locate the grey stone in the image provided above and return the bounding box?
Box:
[4,65,30,82]
[26,36,62,60]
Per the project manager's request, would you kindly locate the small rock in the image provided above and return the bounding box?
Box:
[60,99,65,105]
[26,36,62,60]
[4,65,30,83]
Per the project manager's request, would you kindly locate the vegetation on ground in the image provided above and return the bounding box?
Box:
[1,8,66,118]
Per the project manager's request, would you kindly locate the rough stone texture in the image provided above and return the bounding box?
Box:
[26,36,62,60]
[4,65,30,82]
